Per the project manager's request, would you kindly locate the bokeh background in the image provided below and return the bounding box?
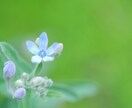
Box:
[0,0,132,108]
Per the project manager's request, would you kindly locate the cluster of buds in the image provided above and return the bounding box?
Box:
[3,60,53,100]
[30,76,53,97]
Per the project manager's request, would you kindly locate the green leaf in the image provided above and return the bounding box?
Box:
[0,42,32,74]
[0,47,8,74]
[47,82,97,102]
[0,42,97,108]
[0,82,10,98]
[0,42,34,101]
[28,82,97,108]
[48,83,78,102]
[70,82,97,98]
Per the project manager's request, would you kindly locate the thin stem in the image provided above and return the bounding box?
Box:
[38,62,45,75]
[31,64,39,76]
[23,89,31,108]
[17,100,24,108]
[31,62,43,76]
[17,101,21,108]
[6,80,14,96]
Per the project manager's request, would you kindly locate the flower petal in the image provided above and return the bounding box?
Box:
[39,32,48,50]
[31,55,42,63]
[43,56,54,62]
[46,42,63,57]
[26,41,39,54]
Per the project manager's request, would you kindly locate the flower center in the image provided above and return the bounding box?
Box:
[38,50,46,58]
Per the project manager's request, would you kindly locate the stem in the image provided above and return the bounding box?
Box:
[17,100,25,108]
[17,100,22,108]
[31,64,39,76]
[6,80,14,96]
[31,62,43,76]
[28,90,32,108]
[39,62,45,75]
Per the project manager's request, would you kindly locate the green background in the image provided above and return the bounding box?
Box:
[0,0,132,108]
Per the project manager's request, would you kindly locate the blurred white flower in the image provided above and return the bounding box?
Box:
[26,32,63,63]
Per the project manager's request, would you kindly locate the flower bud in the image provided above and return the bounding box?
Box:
[30,76,45,89]
[55,43,63,55]
[15,79,24,88]
[14,88,26,100]
[50,43,63,57]
[36,87,47,97]
[35,38,39,45]
[45,78,53,87]
[21,72,30,81]
[3,61,16,80]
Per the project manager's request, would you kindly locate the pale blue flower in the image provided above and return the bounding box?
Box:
[26,32,63,63]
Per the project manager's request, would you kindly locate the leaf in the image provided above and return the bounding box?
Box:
[48,83,78,102]
[28,82,97,108]
[0,82,10,98]
[0,42,33,100]
[0,42,98,108]
[47,82,97,102]
[70,82,97,98]
[0,42,32,75]
[0,47,8,73]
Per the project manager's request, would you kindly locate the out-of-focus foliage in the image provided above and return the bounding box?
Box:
[0,0,132,108]
[0,42,97,108]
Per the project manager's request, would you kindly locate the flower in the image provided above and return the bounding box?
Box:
[14,87,26,100]
[26,32,63,63]
[3,61,16,80]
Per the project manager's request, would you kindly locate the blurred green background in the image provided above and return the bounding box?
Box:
[0,0,132,108]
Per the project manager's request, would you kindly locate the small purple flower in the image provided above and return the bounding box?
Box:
[3,61,16,80]
[26,32,63,63]
[14,88,26,100]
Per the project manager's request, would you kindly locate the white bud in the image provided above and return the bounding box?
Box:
[21,72,30,81]
[30,76,45,89]
[35,38,39,45]
[45,78,53,87]
[36,87,47,97]
[15,79,23,88]
[48,43,63,57]
[55,43,63,56]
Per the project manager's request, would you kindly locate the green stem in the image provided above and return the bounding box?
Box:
[31,64,39,76]
[28,90,32,108]
[17,100,23,108]
[31,62,43,76]
[17,98,27,108]
[6,80,14,96]
[39,63,45,75]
